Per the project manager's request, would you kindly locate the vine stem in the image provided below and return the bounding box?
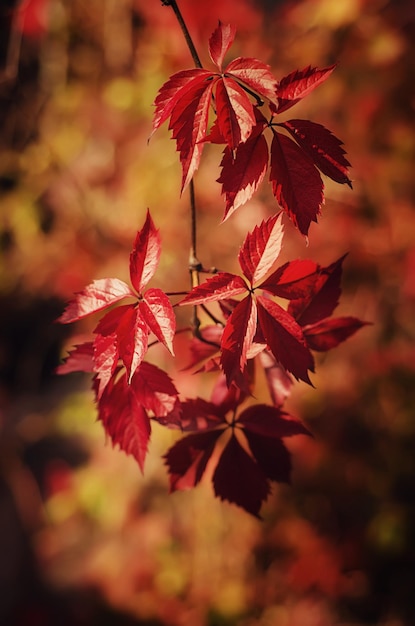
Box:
[162,0,203,69]
[163,0,204,331]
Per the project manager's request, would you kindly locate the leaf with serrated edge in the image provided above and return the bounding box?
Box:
[280,119,352,186]
[140,288,175,354]
[303,317,369,352]
[257,295,314,383]
[212,434,270,517]
[93,332,119,399]
[179,272,247,306]
[169,76,216,191]
[116,306,148,383]
[129,210,161,294]
[288,255,346,326]
[131,361,178,416]
[216,77,256,149]
[226,57,278,103]
[244,432,292,484]
[238,404,310,437]
[208,22,236,71]
[239,213,284,286]
[58,278,134,324]
[270,130,324,236]
[164,430,223,491]
[152,68,211,135]
[259,259,320,299]
[56,342,94,375]
[98,373,151,472]
[219,127,268,220]
[276,65,336,114]
[220,295,257,387]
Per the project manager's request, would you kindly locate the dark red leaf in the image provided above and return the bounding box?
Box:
[244,432,292,484]
[303,316,369,351]
[179,272,247,305]
[56,342,94,375]
[57,278,134,324]
[238,404,310,438]
[208,21,236,71]
[220,295,257,387]
[169,75,216,191]
[225,57,278,104]
[288,255,346,326]
[212,434,270,517]
[259,259,320,299]
[257,295,314,383]
[269,130,324,236]
[131,361,179,417]
[280,119,352,187]
[129,210,161,294]
[98,373,151,472]
[218,126,268,220]
[140,288,176,354]
[275,65,336,114]
[177,397,226,431]
[164,429,223,491]
[238,213,284,285]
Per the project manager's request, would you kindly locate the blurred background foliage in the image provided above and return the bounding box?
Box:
[0,0,414,624]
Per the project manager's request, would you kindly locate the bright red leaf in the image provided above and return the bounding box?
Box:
[275,64,336,114]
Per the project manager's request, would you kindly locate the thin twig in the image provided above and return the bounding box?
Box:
[161,0,203,69]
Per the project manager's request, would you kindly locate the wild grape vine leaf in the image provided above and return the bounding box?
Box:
[180,214,315,386]
[58,210,176,392]
[164,378,310,517]
[152,21,278,191]
[216,65,352,234]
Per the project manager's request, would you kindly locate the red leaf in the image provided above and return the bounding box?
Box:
[184,325,222,371]
[269,130,324,236]
[169,75,216,191]
[93,332,119,399]
[152,68,212,135]
[212,434,270,517]
[164,429,223,491]
[129,210,161,294]
[303,316,369,352]
[244,432,292,484]
[116,306,148,383]
[238,404,310,438]
[275,65,336,114]
[288,255,346,326]
[140,288,176,354]
[208,21,236,71]
[218,124,269,220]
[215,77,256,149]
[220,295,257,387]
[131,361,179,416]
[58,278,134,323]
[98,373,151,472]
[177,397,226,431]
[259,259,320,299]
[259,350,293,407]
[280,119,352,187]
[225,57,278,104]
[179,272,247,305]
[238,213,284,285]
[56,342,94,375]
[257,296,314,383]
